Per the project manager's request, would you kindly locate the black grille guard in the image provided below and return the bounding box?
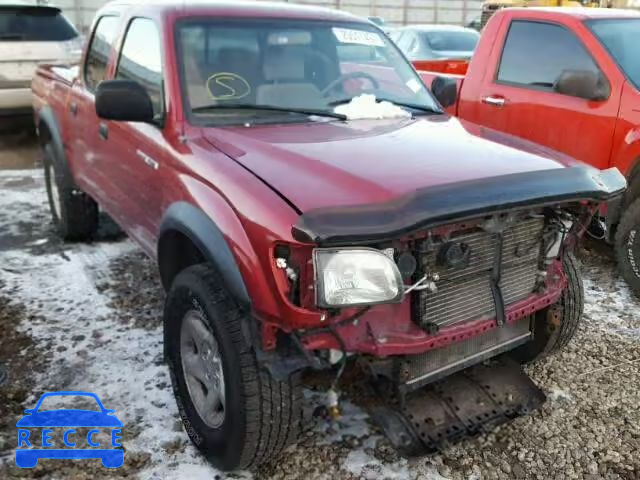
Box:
[292,166,626,246]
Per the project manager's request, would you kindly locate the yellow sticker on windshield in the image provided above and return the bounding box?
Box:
[207,72,251,101]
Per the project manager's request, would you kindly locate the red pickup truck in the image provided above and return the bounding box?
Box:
[31,0,625,471]
[419,7,640,296]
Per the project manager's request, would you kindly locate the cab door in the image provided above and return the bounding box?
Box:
[463,19,620,170]
[68,14,122,210]
[96,17,168,254]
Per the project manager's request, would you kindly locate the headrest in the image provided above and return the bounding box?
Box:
[263,46,306,81]
[217,47,257,67]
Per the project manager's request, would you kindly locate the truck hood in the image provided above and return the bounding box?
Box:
[203,115,581,213]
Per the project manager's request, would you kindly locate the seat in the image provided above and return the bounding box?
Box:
[256,46,325,109]
[215,47,260,102]
[183,46,260,109]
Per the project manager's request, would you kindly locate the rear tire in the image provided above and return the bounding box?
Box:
[43,142,98,241]
[511,253,584,363]
[164,264,303,471]
[614,199,640,298]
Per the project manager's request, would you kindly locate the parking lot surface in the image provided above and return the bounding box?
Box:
[0,138,638,480]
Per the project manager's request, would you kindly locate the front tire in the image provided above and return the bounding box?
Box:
[164,264,303,471]
[511,253,584,363]
[43,142,98,241]
[615,198,640,298]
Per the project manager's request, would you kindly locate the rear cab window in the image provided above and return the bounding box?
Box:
[0,6,77,41]
[496,20,602,94]
[84,15,120,92]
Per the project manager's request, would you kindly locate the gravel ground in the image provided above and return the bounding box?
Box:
[0,167,638,480]
[0,123,39,170]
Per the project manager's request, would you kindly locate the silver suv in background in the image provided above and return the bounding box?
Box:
[0,1,81,117]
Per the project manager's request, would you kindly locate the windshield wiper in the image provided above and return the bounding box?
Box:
[329,97,443,115]
[192,103,347,120]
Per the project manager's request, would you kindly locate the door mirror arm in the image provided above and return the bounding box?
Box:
[151,113,165,129]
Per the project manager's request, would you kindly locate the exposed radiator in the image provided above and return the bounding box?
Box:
[414,217,545,330]
[399,318,532,391]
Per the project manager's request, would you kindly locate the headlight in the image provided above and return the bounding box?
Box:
[313,248,403,308]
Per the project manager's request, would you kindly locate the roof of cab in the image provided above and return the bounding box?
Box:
[507,6,640,19]
[0,0,60,7]
[100,0,366,23]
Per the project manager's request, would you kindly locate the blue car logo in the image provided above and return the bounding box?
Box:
[15,391,124,468]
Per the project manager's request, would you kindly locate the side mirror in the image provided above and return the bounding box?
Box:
[553,70,610,101]
[95,79,154,122]
[431,75,458,109]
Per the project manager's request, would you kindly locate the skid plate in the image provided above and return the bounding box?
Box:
[373,356,546,456]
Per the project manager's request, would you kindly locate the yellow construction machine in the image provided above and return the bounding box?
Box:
[480,0,622,28]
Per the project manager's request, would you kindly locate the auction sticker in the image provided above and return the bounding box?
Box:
[333,28,385,47]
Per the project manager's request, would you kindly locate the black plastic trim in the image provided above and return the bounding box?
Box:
[158,202,250,307]
[37,106,79,187]
[38,106,65,162]
[490,233,506,327]
[292,166,627,246]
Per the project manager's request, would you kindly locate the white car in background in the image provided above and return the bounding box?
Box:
[390,24,480,61]
[0,1,81,117]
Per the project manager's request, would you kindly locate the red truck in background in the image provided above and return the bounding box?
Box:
[419,7,640,296]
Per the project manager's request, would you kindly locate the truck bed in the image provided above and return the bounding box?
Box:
[31,63,77,124]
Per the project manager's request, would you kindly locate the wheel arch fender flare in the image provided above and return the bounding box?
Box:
[37,105,67,167]
[158,201,251,309]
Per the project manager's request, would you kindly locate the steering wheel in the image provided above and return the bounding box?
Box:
[321,71,380,97]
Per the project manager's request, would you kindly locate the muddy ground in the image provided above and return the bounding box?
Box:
[0,132,638,480]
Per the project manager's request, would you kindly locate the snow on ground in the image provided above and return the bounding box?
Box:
[582,271,640,340]
[0,170,221,478]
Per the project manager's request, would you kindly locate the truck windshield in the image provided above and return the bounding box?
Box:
[588,19,640,90]
[176,19,440,124]
[0,6,78,41]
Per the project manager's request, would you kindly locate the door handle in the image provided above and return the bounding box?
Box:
[70,102,78,116]
[482,96,506,107]
[99,122,108,140]
[136,150,159,170]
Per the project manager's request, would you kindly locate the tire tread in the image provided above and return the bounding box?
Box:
[171,264,302,470]
[43,143,98,241]
[614,198,640,298]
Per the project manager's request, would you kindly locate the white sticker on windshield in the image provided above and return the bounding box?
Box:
[406,78,421,93]
[332,28,385,47]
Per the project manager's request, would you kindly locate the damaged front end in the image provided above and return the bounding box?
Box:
[274,166,625,455]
